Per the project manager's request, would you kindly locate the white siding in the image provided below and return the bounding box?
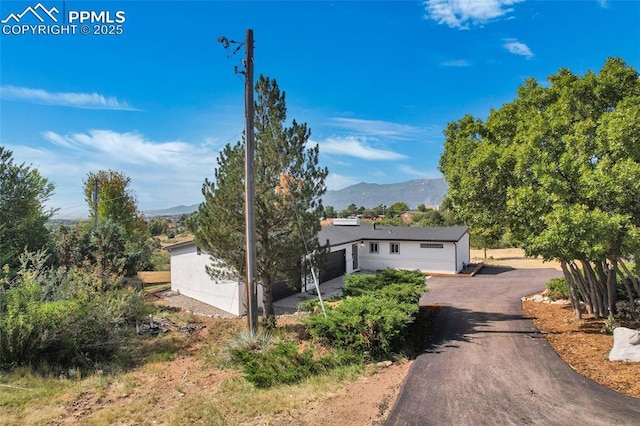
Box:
[170,244,246,316]
[456,231,471,272]
[330,242,360,274]
[358,240,458,274]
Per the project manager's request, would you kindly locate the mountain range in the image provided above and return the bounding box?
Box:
[144,178,448,217]
[322,178,447,210]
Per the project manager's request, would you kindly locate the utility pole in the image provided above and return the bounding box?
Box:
[217,29,258,334]
[244,29,258,335]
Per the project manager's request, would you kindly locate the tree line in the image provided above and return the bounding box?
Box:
[322,201,462,227]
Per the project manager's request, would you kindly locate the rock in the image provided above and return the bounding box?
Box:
[609,327,640,362]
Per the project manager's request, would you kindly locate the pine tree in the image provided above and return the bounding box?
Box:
[190,75,328,320]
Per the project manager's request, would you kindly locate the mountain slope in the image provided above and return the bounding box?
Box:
[321,178,447,210]
[145,178,448,216]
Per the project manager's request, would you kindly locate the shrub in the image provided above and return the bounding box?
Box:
[343,269,425,297]
[0,253,149,370]
[305,269,426,361]
[546,277,570,301]
[230,342,355,388]
[305,295,419,360]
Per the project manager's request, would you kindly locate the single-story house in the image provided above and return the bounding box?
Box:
[166,221,470,316]
[316,219,470,285]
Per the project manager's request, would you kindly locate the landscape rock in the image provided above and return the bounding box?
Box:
[609,327,640,362]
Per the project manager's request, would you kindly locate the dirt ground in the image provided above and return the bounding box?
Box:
[72,249,633,425]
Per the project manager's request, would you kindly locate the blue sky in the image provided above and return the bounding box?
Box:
[1,0,638,219]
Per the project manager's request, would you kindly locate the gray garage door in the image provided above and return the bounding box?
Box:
[320,249,346,283]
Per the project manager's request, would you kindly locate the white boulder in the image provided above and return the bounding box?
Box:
[609,327,640,362]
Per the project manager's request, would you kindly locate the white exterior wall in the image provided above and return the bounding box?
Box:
[456,231,471,272]
[330,242,360,274]
[170,244,247,316]
[358,240,458,274]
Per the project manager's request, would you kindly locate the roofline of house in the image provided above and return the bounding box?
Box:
[164,226,470,251]
[164,240,196,251]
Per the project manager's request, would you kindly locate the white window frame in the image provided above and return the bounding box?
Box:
[369,242,379,254]
[390,242,400,255]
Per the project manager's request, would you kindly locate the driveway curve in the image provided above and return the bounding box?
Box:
[386,267,640,425]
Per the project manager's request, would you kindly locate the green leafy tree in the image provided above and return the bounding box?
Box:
[83,170,144,236]
[387,202,410,217]
[440,57,640,319]
[0,147,56,275]
[339,203,358,218]
[54,221,154,279]
[148,218,169,236]
[190,75,328,320]
[323,205,337,219]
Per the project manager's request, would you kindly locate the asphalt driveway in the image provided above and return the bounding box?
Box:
[386,267,640,425]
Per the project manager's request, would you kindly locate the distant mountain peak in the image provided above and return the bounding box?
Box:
[322,178,447,210]
[143,178,448,216]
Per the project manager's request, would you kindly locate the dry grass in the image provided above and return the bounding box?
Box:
[0,311,406,425]
[471,247,562,270]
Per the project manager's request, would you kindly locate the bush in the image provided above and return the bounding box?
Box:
[305,269,426,361]
[305,295,419,360]
[343,269,425,297]
[230,342,358,388]
[0,253,149,370]
[546,277,570,301]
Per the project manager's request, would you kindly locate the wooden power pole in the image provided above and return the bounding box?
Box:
[244,29,258,335]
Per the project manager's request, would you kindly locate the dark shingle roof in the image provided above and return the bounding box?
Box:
[165,226,469,251]
[317,225,469,247]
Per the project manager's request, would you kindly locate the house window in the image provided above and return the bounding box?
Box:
[369,242,379,254]
[390,242,400,254]
[420,243,444,249]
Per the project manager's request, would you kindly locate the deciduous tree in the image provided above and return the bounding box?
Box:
[0,147,55,275]
[83,170,144,236]
[440,57,640,318]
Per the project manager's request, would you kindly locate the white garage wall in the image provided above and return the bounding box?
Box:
[170,243,246,316]
[456,231,471,272]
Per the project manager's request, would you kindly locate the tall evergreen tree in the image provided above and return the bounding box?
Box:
[190,75,328,320]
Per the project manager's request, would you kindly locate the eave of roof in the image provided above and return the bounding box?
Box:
[317,225,469,248]
[164,240,196,251]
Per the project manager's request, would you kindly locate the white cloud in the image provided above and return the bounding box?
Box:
[7,129,219,215]
[424,0,523,29]
[324,173,359,191]
[441,59,472,67]
[0,85,138,110]
[327,118,424,140]
[43,130,205,166]
[398,165,428,177]
[317,135,407,160]
[503,38,534,58]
